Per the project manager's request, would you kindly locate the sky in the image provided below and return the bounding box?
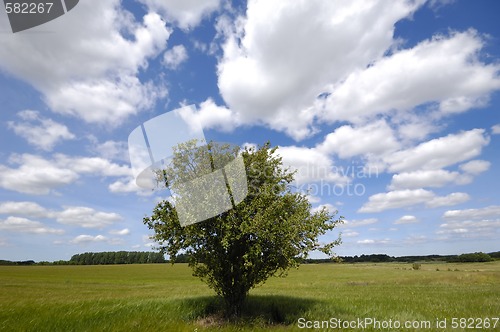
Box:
[0,0,499,262]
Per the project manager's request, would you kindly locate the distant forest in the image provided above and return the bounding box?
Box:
[1,251,498,266]
[306,251,500,264]
[0,251,166,266]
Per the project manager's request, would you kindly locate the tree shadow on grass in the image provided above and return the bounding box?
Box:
[179,294,319,327]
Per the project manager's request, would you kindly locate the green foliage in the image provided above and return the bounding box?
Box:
[454,252,493,263]
[412,263,421,270]
[144,141,343,316]
[69,251,166,265]
[488,251,500,260]
[339,254,395,263]
[0,259,35,266]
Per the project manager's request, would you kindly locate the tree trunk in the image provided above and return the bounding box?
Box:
[224,291,246,317]
[223,275,248,318]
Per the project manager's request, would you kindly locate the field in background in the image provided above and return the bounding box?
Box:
[1,261,499,331]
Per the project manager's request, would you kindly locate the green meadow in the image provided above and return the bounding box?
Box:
[1,262,499,331]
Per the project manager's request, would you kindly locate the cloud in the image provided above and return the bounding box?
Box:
[388,158,490,190]
[0,201,49,218]
[47,76,167,125]
[359,189,434,212]
[438,206,500,239]
[306,194,321,204]
[357,239,390,245]
[384,129,489,173]
[311,203,337,214]
[70,234,108,244]
[389,169,461,189]
[343,218,378,228]
[395,114,441,142]
[90,140,130,162]
[108,176,153,196]
[318,120,400,159]
[492,124,500,134]
[394,215,418,224]
[0,153,132,195]
[459,160,490,175]
[426,192,470,208]
[54,154,131,177]
[342,231,360,238]
[108,178,140,194]
[177,99,240,132]
[0,1,170,125]
[138,0,221,29]
[0,201,124,230]
[276,145,348,185]
[0,155,79,195]
[0,217,64,235]
[163,45,188,69]
[428,0,456,10]
[109,228,130,235]
[437,225,489,238]
[215,4,500,141]
[359,189,469,213]
[7,111,75,151]
[320,30,500,123]
[56,206,123,229]
[217,0,424,140]
[443,205,500,221]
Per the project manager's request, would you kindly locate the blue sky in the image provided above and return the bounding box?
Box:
[0,0,499,261]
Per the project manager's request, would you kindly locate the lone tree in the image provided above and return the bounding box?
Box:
[144,141,343,317]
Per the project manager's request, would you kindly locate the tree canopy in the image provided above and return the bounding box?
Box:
[144,141,343,316]
[69,251,166,265]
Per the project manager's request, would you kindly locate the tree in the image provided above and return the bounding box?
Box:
[456,252,493,262]
[144,141,343,317]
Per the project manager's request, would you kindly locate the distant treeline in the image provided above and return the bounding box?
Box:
[1,251,498,266]
[303,251,499,264]
[0,251,166,266]
[0,260,36,266]
[69,251,166,265]
[172,252,500,264]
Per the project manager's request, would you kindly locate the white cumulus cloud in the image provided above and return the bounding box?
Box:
[0,217,64,235]
[342,218,378,228]
[394,215,418,224]
[163,45,188,69]
[138,0,221,30]
[56,206,123,229]
[359,189,469,213]
[70,234,108,244]
[438,206,500,240]
[109,228,130,235]
[217,0,424,140]
[357,239,390,245]
[0,1,170,125]
[177,99,240,132]
[7,111,75,151]
[0,153,132,195]
[459,160,490,175]
[276,146,348,185]
[443,205,500,221]
[318,120,400,159]
[320,30,500,123]
[0,201,50,218]
[389,169,461,190]
[384,129,489,173]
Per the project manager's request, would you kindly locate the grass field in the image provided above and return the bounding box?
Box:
[1,261,499,331]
